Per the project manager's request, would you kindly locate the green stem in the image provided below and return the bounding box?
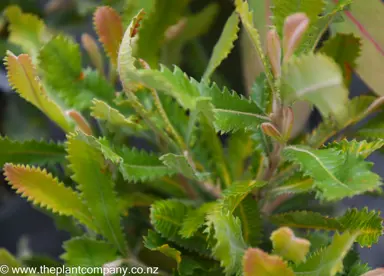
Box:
[149,88,187,151]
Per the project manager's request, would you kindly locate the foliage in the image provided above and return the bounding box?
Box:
[1,0,384,275]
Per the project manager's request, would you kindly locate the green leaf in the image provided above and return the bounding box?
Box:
[325,139,384,159]
[271,0,325,37]
[61,237,118,270]
[271,208,383,247]
[67,133,127,254]
[270,172,314,196]
[0,137,65,167]
[220,180,266,213]
[124,66,200,110]
[235,0,274,91]
[358,112,384,139]
[283,145,381,200]
[136,0,188,67]
[4,5,47,56]
[243,248,294,276]
[5,52,71,132]
[198,82,269,133]
[234,195,263,247]
[120,147,175,182]
[332,0,384,96]
[320,33,361,85]
[308,95,384,147]
[39,36,114,110]
[118,9,145,88]
[122,0,155,26]
[39,35,82,95]
[203,12,240,80]
[179,202,217,238]
[0,248,22,271]
[281,54,349,124]
[3,164,95,231]
[295,231,359,276]
[91,99,141,130]
[250,73,272,113]
[160,153,197,180]
[93,6,123,67]
[271,227,310,264]
[143,230,182,264]
[206,210,247,275]
[150,200,209,255]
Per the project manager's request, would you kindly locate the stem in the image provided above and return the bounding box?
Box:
[149,88,187,151]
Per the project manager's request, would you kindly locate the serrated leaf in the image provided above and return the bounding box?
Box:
[283,145,381,200]
[144,230,181,264]
[243,248,294,276]
[271,227,310,264]
[67,133,127,254]
[358,112,384,140]
[150,200,209,255]
[160,153,197,180]
[91,99,141,129]
[3,164,95,231]
[0,137,65,167]
[39,35,81,93]
[235,0,274,90]
[220,180,266,213]
[5,52,71,132]
[281,54,349,124]
[250,73,272,113]
[94,6,123,67]
[338,208,383,247]
[118,10,145,88]
[325,139,384,159]
[234,195,263,247]
[136,0,188,67]
[271,208,383,247]
[203,12,239,80]
[120,147,175,182]
[39,36,114,110]
[124,66,200,110]
[308,95,384,147]
[206,210,247,275]
[320,33,361,85]
[4,5,47,56]
[270,172,314,196]
[332,0,384,96]
[198,82,269,133]
[179,202,216,238]
[295,231,359,276]
[61,237,118,271]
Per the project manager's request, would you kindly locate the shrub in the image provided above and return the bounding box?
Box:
[1,0,384,275]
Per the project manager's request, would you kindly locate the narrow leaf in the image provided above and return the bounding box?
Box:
[5,52,71,132]
[67,133,127,254]
[160,153,197,180]
[179,203,217,238]
[4,164,95,230]
[94,6,123,67]
[0,137,65,167]
[203,12,240,80]
[144,230,181,264]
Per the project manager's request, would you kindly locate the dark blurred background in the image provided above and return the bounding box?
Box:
[0,0,383,269]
